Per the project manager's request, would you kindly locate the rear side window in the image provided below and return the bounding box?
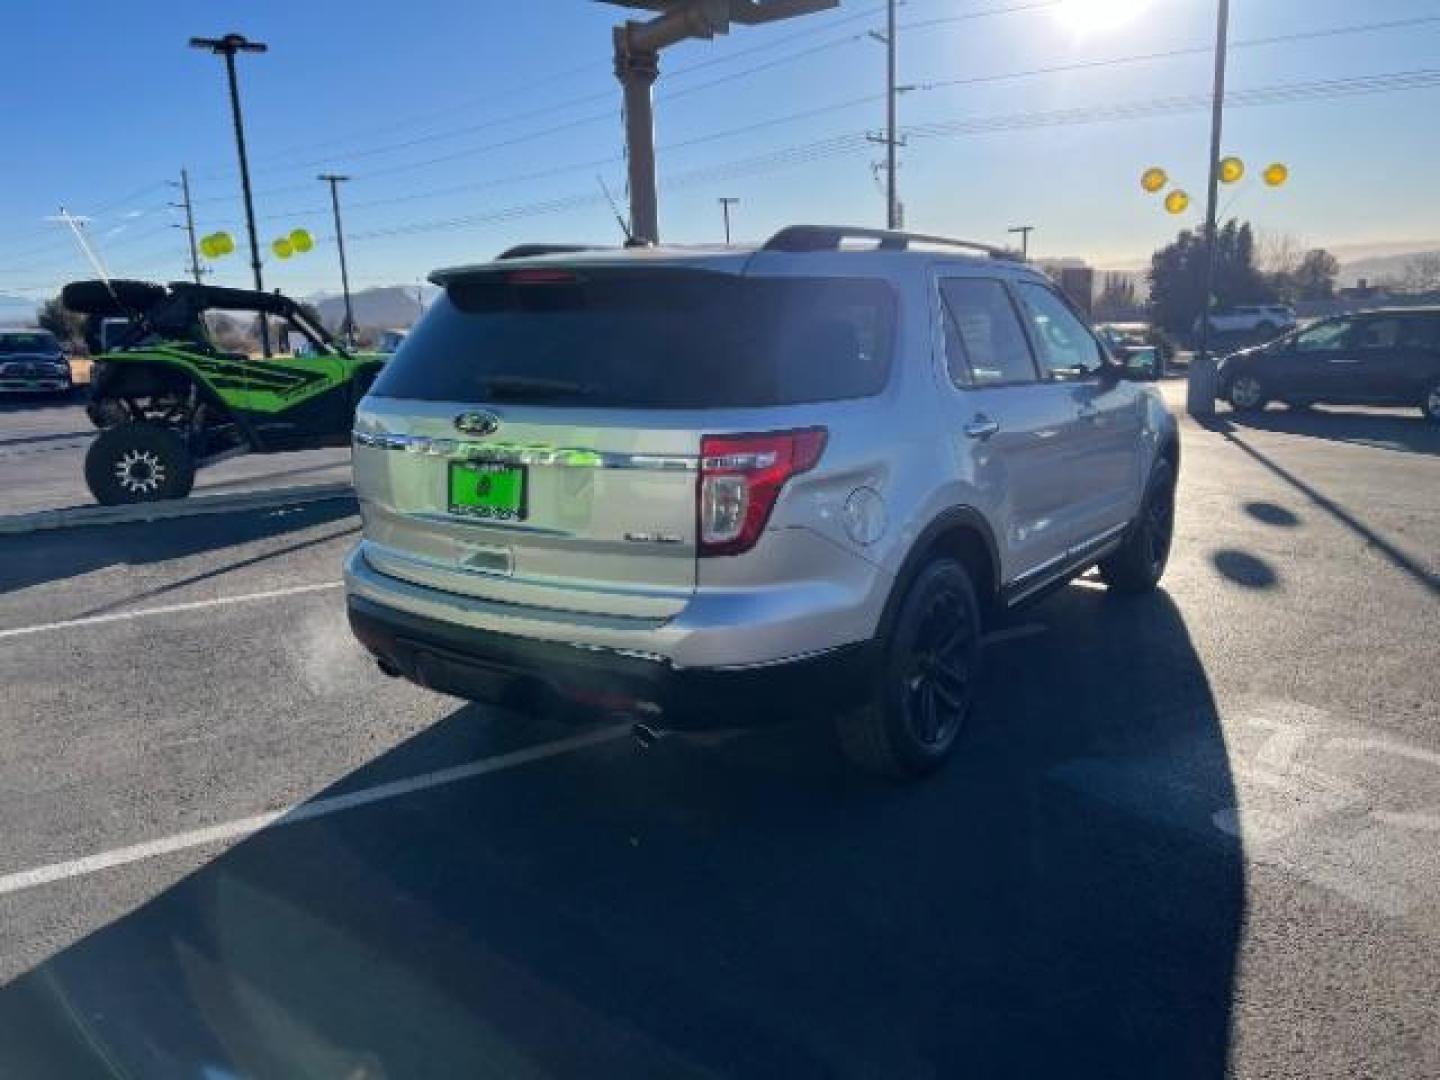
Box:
[939,278,1037,386]
[1354,319,1401,349]
[1398,316,1440,348]
[370,270,895,408]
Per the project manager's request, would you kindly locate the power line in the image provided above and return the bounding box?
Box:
[195,6,1436,212]
[915,13,1440,94]
[339,67,1440,246]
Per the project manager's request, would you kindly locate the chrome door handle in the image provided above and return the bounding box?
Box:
[964,416,1000,439]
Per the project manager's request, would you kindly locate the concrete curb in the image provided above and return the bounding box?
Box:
[0,482,355,536]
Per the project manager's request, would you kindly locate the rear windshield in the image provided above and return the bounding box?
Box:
[369,270,896,408]
[0,332,60,355]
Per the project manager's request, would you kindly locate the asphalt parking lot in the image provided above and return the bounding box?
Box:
[0,382,1437,1078]
[0,396,351,517]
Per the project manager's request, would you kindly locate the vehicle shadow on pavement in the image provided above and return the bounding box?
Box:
[1197,415,1440,598]
[0,587,1245,1079]
[1222,406,1440,457]
[0,395,85,418]
[0,498,358,599]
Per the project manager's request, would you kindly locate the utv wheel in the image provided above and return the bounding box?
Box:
[837,559,981,780]
[1227,373,1267,412]
[85,423,195,505]
[1099,459,1176,595]
[1422,380,1440,424]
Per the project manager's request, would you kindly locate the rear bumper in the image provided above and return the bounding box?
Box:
[348,593,879,730]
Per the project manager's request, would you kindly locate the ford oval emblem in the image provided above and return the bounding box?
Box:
[454,410,500,436]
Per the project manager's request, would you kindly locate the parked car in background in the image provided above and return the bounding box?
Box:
[1094,324,1163,377]
[1196,304,1296,338]
[346,225,1179,779]
[376,328,409,353]
[0,328,71,395]
[1220,307,1440,421]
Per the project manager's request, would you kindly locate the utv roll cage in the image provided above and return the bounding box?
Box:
[61,279,344,355]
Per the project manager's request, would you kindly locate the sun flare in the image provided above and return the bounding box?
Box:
[1055,0,1150,34]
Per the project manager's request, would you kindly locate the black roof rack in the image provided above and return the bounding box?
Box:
[495,243,604,260]
[762,225,1019,259]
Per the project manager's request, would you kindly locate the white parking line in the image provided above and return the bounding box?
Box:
[0,581,343,641]
[0,724,629,898]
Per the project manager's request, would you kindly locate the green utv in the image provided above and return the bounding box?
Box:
[62,279,388,505]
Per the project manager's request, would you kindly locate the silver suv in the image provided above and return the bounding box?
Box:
[345,226,1179,777]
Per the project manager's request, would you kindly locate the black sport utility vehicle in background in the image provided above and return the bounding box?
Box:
[0,329,71,395]
[1220,307,1440,422]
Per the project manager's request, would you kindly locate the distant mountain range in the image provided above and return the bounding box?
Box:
[1334,249,1440,288]
[308,285,439,331]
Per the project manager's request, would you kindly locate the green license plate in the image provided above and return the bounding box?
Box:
[448,462,527,521]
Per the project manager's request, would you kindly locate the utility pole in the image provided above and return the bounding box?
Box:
[1196,0,1231,369]
[885,0,898,229]
[170,168,203,284]
[866,1,907,229]
[1008,225,1034,260]
[607,0,837,244]
[718,197,740,244]
[190,32,269,354]
[319,174,355,348]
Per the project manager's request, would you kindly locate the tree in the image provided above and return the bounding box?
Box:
[1146,218,1273,335]
[1255,230,1304,277]
[1291,248,1340,301]
[36,296,88,347]
[1402,253,1440,293]
[1094,273,1139,320]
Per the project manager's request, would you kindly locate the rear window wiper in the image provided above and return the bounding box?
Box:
[480,375,595,400]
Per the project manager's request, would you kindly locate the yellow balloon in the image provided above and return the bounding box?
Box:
[1263,162,1289,187]
[199,235,218,260]
[1219,156,1244,184]
[272,237,294,259]
[1140,166,1167,194]
[215,232,235,255]
[288,228,314,253]
[1164,189,1191,215]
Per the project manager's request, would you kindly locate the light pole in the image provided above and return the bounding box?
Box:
[718,197,740,244]
[190,32,269,353]
[606,0,837,244]
[1008,225,1034,260]
[319,174,355,348]
[1196,0,1231,368]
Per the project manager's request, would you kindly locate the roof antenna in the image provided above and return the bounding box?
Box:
[596,175,637,245]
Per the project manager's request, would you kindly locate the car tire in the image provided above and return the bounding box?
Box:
[836,558,981,780]
[1098,459,1176,595]
[84,422,196,505]
[1422,380,1440,424]
[1227,373,1268,412]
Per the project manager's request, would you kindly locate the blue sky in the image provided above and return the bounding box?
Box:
[3,0,1438,300]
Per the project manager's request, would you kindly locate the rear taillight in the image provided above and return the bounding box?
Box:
[698,428,827,557]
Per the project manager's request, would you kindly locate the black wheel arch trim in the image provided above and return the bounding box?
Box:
[880,506,1002,639]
